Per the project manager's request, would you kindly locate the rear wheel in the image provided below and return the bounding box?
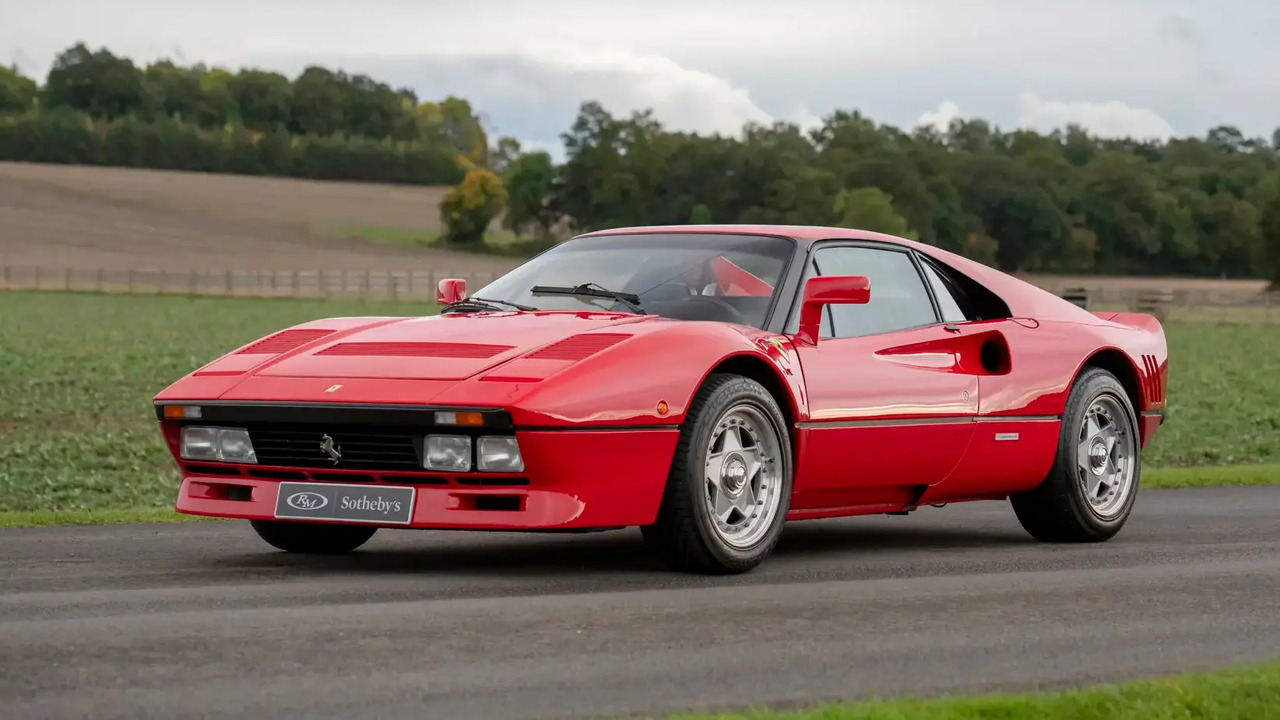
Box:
[641,373,793,574]
[249,519,379,554]
[1010,367,1140,542]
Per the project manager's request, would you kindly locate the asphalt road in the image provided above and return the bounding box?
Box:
[2,486,1279,720]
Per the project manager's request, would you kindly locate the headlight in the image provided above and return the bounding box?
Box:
[180,426,257,464]
[424,435,472,471]
[477,436,524,472]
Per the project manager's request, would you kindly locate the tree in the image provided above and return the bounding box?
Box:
[0,65,37,114]
[42,43,148,120]
[489,136,522,175]
[439,158,508,244]
[1258,179,1280,288]
[502,150,559,239]
[228,69,293,132]
[833,187,917,239]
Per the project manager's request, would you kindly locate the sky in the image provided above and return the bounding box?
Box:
[3,0,1278,159]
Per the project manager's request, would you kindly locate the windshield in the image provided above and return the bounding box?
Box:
[470,232,795,328]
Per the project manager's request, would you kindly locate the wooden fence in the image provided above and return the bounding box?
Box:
[1,265,1277,324]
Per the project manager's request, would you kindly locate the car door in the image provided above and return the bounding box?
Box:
[911,253,1068,502]
[786,242,981,511]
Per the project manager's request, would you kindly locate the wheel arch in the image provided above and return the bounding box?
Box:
[1075,347,1145,436]
[689,352,801,467]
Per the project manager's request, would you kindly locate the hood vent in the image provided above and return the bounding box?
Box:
[236,329,334,355]
[316,341,514,359]
[526,333,632,361]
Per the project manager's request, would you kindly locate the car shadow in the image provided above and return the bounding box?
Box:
[214,515,1034,579]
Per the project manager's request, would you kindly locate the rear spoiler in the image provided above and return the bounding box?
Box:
[1094,311,1164,333]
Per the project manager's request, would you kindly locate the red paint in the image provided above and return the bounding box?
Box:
[175,429,679,529]
[154,224,1169,533]
[794,275,871,345]
[437,278,467,304]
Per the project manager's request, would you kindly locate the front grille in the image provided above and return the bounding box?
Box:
[247,426,422,471]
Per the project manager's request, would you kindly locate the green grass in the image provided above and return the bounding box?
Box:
[0,507,217,528]
[1145,324,1280,466]
[0,291,1277,517]
[650,661,1280,719]
[0,292,434,512]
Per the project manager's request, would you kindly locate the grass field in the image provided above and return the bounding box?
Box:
[656,661,1280,719]
[1,290,1278,515]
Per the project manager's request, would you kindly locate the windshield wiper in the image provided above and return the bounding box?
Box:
[530,283,647,314]
[443,296,538,313]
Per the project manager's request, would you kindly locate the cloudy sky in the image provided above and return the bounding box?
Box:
[3,0,1277,157]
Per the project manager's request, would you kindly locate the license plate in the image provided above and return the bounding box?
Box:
[274,482,416,525]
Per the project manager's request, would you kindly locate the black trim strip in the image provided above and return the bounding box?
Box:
[155,401,512,429]
[795,414,1060,429]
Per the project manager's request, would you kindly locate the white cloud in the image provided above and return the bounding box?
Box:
[1016,92,1179,140]
[530,47,773,137]
[915,101,964,132]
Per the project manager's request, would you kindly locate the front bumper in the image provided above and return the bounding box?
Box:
[172,428,680,529]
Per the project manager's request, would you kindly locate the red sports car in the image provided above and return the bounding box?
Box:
[153,225,1168,574]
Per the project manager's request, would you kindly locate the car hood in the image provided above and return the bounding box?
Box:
[244,311,654,381]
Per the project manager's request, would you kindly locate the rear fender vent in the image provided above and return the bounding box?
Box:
[316,341,514,358]
[1141,354,1165,404]
[236,329,334,355]
[526,333,632,361]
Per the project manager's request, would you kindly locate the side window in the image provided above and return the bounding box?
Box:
[919,261,969,323]
[811,246,938,338]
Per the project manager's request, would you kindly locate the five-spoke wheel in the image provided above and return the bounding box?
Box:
[642,373,793,574]
[702,403,785,550]
[1012,366,1141,542]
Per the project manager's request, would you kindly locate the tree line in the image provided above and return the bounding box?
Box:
[1,43,1278,282]
[0,43,488,185]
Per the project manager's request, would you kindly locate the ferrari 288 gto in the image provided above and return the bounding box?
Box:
[153,225,1169,574]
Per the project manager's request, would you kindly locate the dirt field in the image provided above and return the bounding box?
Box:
[0,162,1270,294]
[0,162,522,274]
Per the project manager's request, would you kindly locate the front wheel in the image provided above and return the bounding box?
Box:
[1010,367,1141,542]
[641,373,793,574]
[249,519,379,554]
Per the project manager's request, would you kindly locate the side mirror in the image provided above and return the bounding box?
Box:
[436,278,467,305]
[795,275,870,345]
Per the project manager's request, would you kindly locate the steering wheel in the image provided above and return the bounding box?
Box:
[663,294,748,324]
[644,281,696,302]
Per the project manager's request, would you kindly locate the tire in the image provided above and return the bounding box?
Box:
[1010,367,1141,542]
[249,519,379,554]
[641,373,793,574]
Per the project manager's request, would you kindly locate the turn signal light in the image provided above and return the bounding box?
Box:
[434,411,484,426]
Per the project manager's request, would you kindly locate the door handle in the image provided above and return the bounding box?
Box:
[943,323,961,333]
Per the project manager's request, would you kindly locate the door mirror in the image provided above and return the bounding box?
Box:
[794,275,870,345]
[436,278,467,305]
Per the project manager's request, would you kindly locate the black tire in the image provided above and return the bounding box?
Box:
[249,519,379,554]
[641,373,793,574]
[1010,367,1141,542]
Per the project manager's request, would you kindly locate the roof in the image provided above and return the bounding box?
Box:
[578,224,910,245]
[578,223,1099,323]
